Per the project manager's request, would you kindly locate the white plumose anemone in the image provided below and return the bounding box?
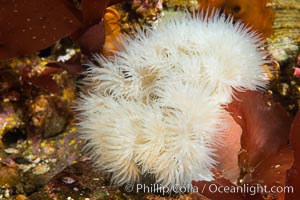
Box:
[76,12,270,189]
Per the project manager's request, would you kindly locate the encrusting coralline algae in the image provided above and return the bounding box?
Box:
[75,11,270,189]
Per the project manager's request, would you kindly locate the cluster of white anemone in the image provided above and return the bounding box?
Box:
[75,12,270,188]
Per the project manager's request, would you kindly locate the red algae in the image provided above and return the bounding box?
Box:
[198,0,274,38]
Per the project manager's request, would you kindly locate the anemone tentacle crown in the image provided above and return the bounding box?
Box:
[75,12,270,188]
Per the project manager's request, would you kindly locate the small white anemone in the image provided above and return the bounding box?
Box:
[76,95,142,184]
[135,82,225,187]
